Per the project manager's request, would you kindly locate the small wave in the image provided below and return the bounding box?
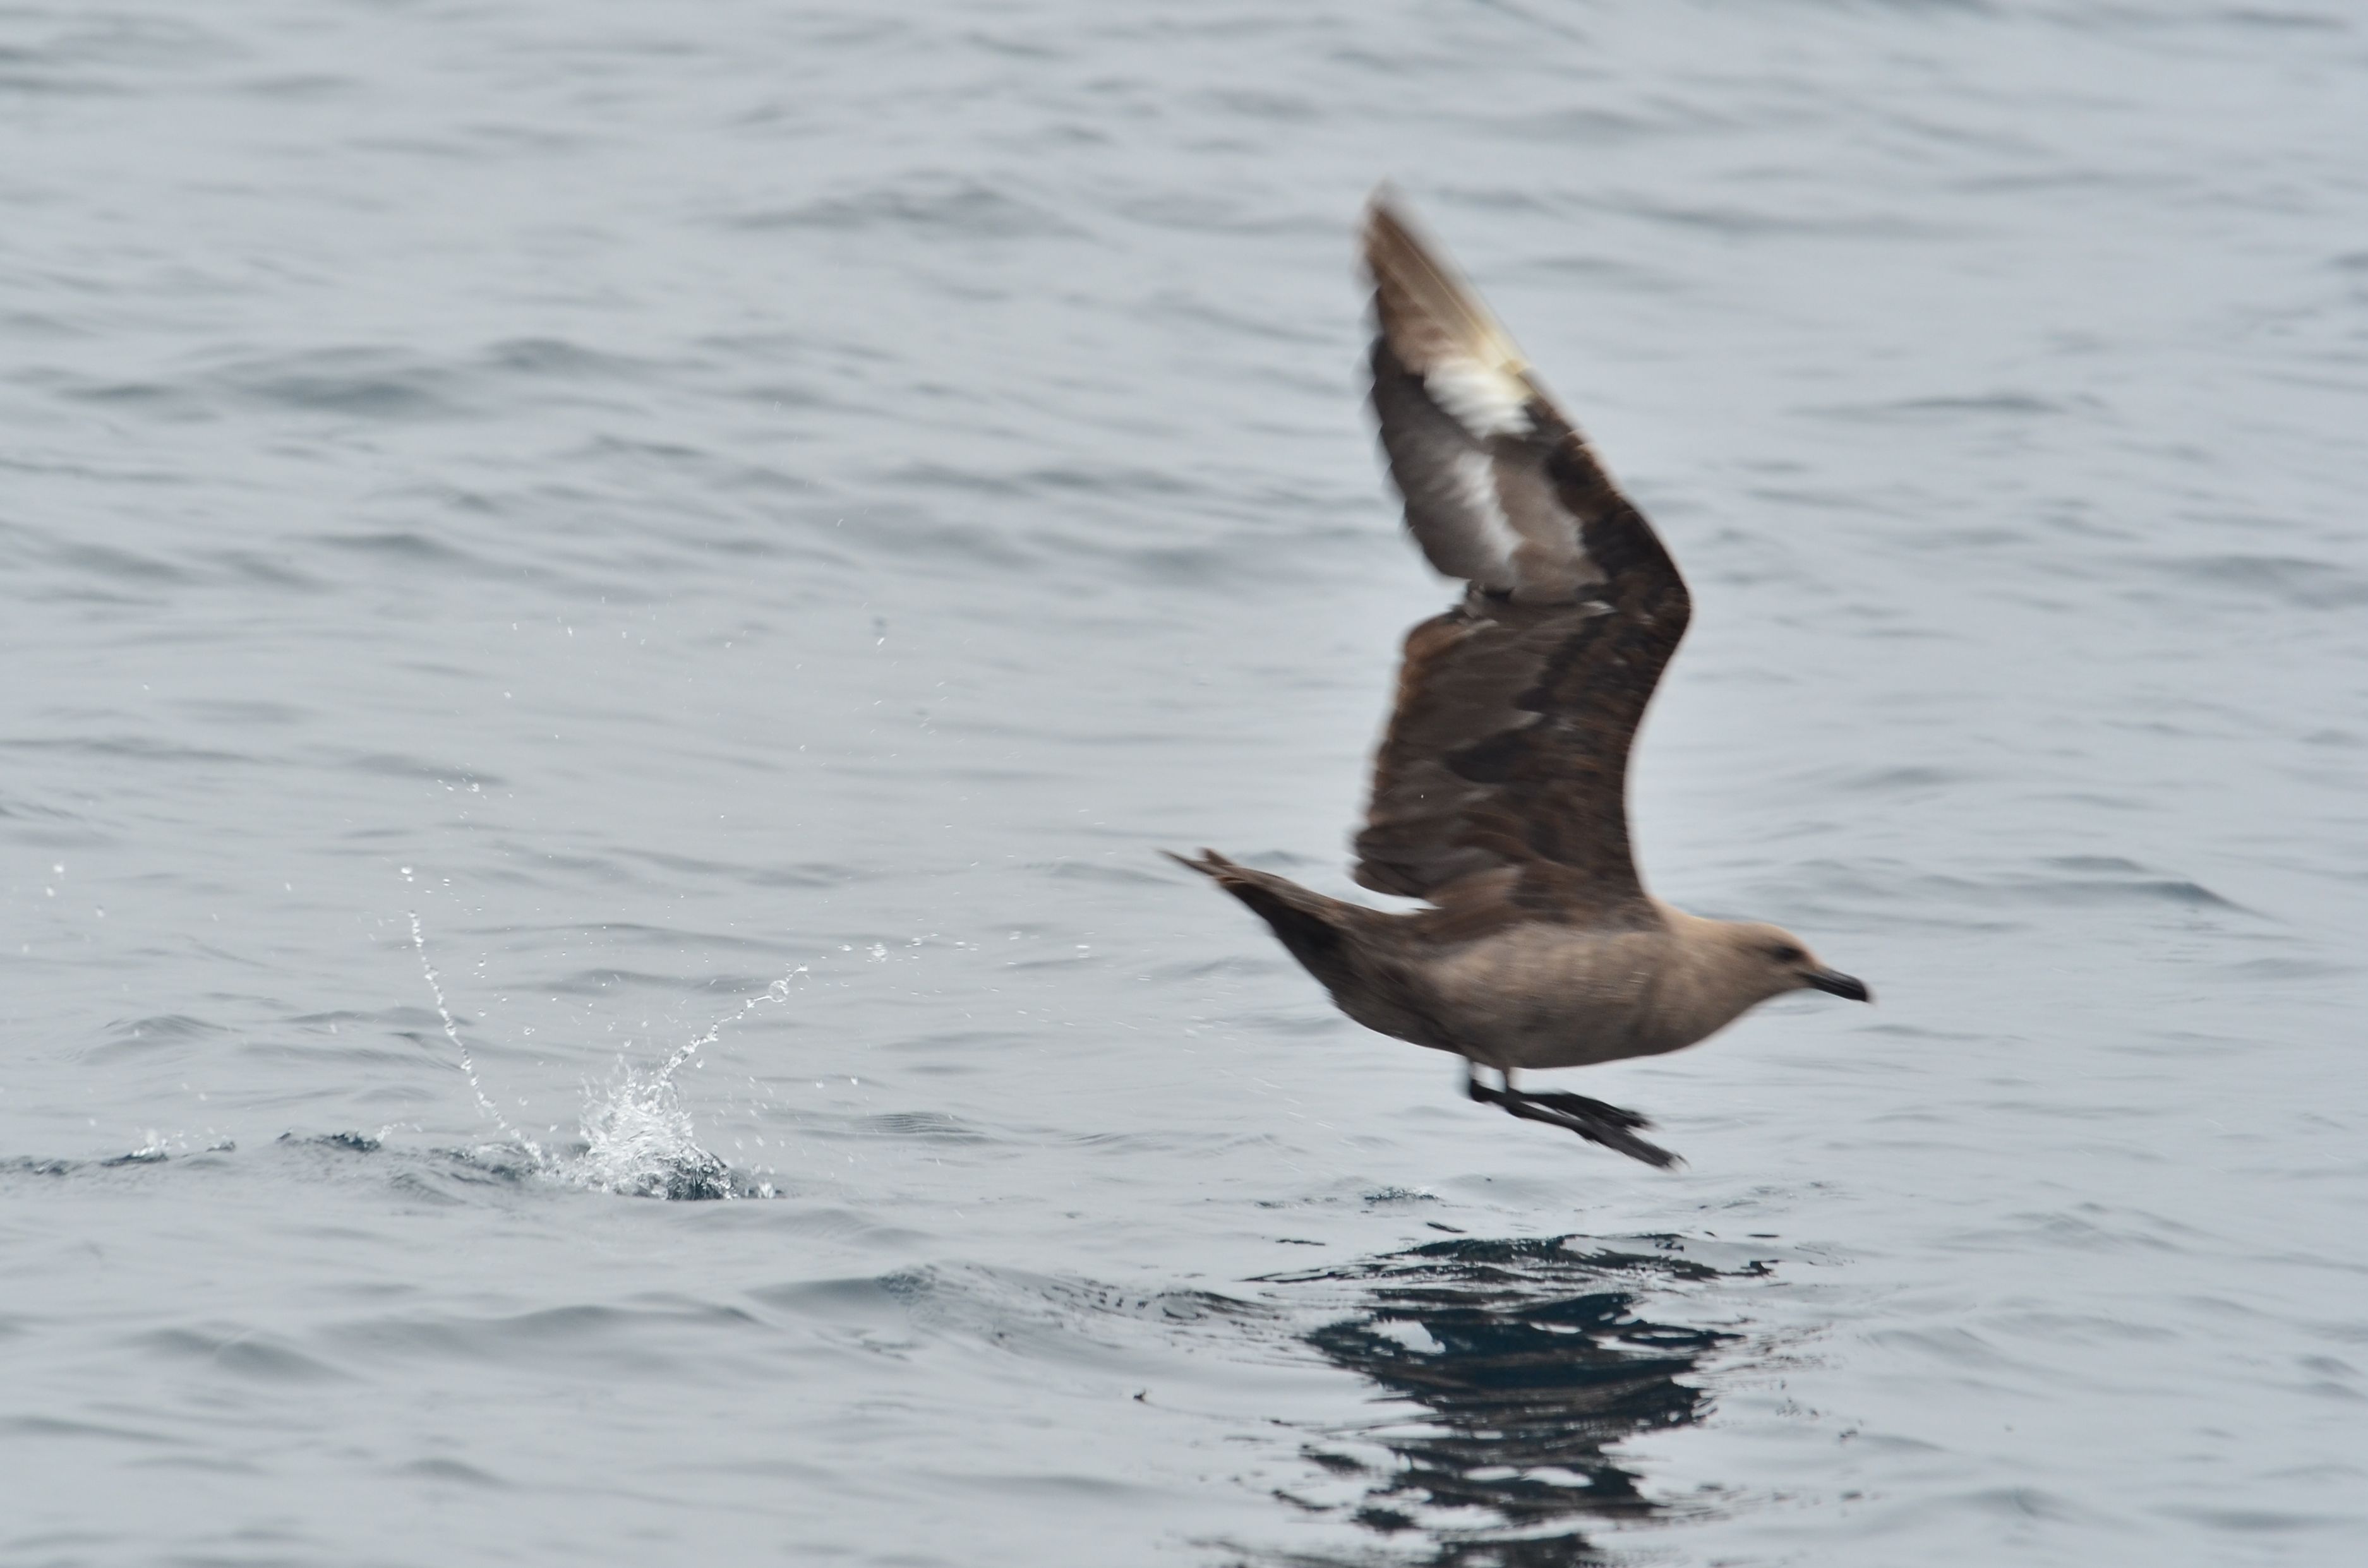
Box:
[728,177,1077,239]
[286,1130,382,1154]
[2141,552,2368,611]
[92,1128,234,1167]
[1808,390,2072,422]
[861,1111,995,1145]
[135,1325,352,1385]
[1,1157,81,1178]
[1760,855,2253,927]
[776,1261,1278,1361]
[100,1013,227,1050]
[213,347,469,420]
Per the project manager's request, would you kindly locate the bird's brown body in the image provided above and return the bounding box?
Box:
[1170,191,1870,1168]
[1173,856,1817,1073]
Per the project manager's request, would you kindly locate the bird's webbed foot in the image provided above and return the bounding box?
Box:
[1465,1067,1683,1170]
[1521,1089,1656,1133]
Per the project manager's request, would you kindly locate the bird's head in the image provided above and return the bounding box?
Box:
[1721,922,1871,1005]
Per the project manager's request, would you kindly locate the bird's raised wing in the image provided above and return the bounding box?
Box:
[1353,192,1691,921]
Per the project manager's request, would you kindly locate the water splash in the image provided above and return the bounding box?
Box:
[568,976,796,1200]
[570,1059,742,1200]
[406,896,795,1199]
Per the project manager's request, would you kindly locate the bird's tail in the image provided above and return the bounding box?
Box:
[1160,847,1256,882]
[1162,848,1361,984]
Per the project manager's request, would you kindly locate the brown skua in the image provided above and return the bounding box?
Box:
[1170,189,1870,1169]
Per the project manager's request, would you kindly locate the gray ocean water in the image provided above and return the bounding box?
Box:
[6,1,2366,1563]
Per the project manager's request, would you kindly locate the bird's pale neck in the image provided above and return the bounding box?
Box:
[1644,904,1800,1048]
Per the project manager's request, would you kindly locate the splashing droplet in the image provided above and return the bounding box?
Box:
[408,910,544,1164]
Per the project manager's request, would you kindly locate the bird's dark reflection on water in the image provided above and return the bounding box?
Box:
[1253,1236,1758,1567]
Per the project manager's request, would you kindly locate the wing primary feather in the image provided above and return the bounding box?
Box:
[1363,194,1534,438]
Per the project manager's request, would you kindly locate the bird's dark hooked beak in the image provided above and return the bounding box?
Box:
[1805,968,1872,1002]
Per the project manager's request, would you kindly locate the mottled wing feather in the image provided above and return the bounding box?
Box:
[1364,199,1604,605]
[1354,192,1692,921]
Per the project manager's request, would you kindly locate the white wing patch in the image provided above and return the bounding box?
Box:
[1423,358,1534,440]
[1364,192,1611,606]
[1452,446,1525,568]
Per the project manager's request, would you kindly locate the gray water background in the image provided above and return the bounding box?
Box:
[6,1,2367,1563]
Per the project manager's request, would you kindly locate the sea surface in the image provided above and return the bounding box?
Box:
[4,2,2365,1564]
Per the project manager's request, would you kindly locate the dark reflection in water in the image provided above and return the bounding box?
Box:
[1254,1236,1762,1567]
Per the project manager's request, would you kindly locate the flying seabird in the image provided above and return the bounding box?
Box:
[1169,190,1871,1169]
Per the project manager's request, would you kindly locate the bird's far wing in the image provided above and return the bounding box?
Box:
[1354,191,1691,919]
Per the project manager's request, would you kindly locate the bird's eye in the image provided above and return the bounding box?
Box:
[1770,945,1805,965]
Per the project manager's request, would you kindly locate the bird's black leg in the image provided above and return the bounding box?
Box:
[1463,1063,1681,1170]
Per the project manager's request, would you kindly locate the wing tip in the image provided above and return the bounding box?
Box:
[1361,189,1518,347]
[1361,180,1414,250]
[1359,186,1534,445]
